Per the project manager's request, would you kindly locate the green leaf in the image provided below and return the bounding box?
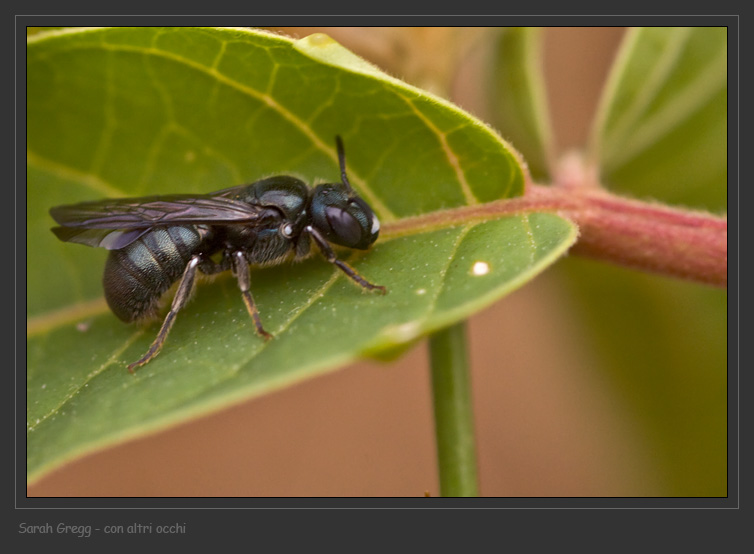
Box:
[27,27,576,483]
[490,27,553,181]
[590,27,727,211]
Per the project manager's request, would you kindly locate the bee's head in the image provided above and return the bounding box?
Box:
[309,184,380,250]
[308,136,380,250]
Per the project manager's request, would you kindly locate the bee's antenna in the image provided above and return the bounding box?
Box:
[335,135,354,193]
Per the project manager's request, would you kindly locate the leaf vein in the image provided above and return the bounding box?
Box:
[94,42,397,221]
[27,150,126,197]
[401,97,478,205]
[27,328,146,432]
[225,267,344,377]
[423,224,475,320]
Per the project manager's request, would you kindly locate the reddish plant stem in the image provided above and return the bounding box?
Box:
[531,185,726,287]
[382,184,727,288]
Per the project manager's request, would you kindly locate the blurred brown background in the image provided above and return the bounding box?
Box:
[28,27,654,497]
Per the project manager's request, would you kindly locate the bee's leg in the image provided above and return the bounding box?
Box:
[306,226,386,294]
[232,251,273,341]
[127,256,200,373]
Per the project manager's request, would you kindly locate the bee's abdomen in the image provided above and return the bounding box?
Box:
[103,226,203,322]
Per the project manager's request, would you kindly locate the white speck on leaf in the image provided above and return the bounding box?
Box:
[471,261,490,276]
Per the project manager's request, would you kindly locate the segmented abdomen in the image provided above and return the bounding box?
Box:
[103,226,203,322]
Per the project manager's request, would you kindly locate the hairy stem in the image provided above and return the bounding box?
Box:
[382,167,727,288]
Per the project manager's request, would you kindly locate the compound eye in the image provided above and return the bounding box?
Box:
[280,223,295,238]
[325,206,362,246]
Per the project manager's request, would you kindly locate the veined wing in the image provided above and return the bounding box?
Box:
[50,194,266,250]
[50,195,264,228]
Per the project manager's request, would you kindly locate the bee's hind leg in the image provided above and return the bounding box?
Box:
[127,255,201,373]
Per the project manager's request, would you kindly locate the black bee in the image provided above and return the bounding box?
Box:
[50,137,385,372]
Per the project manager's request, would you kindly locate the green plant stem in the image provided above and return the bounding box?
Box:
[428,321,479,497]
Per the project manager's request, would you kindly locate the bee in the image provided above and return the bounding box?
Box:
[50,137,385,372]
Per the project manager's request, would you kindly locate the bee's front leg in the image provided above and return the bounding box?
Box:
[306,226,386,294]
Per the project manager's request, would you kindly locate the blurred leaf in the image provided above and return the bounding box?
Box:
[26,27,576,483]
[590,27,727,211]
[559,259,726,496]
[563,26,728,495]
[490,27,553,181]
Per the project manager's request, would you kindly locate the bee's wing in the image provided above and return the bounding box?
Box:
[50,195,266,250]
[50,195,264,228]
[50,227,154,250]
